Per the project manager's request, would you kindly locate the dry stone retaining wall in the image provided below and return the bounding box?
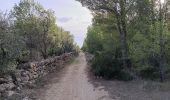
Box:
[0,52,75,99]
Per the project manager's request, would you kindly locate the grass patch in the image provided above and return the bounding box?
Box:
[68,56,78,65]
[143,81,170,92]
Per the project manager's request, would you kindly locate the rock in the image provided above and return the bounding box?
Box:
[31,63,38,72]
[15,70,22,78]
[1,90,15,99]
[21,76,30,83]
[25,82,36,89]
[16,86,21,92]
[0,84,8,92]
[0,82,15,92]
[0,52,74,99]
[5,92,23,100]
[21,71,27,77]
[42,72,47,76]
[7,82,16,90]
[6,91,15,97]
[17,78,22,82]
[0,92,2,97]
[23,97,30,100]
[27,72,34,80]
[33,74,38,79]
[6,76,13,82]
[0,78,8,84]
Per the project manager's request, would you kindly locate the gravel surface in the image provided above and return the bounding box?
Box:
[89,78,170,100]
[34,52,170,100]
[38,52,112,100]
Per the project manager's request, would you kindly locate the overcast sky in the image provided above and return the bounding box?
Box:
[0,0,93,47]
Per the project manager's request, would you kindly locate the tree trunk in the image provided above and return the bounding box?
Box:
[42,20,49,59]
[117,0,130,68]
[120,25,129,68]
[159,1,165,82]
[159,22,165,82]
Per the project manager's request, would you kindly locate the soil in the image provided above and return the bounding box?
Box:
[29,52,170,100]
[35,52,112,100]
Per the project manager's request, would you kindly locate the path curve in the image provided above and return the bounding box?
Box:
[41,52,112,100]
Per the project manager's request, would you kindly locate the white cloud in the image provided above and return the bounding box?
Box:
[57,17,72,23]
[57,15,92,46]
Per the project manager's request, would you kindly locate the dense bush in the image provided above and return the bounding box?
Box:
[91,51,133,81]
[80,0,170,81]
[139,66,160,80]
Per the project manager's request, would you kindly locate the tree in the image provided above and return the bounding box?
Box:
[12,0,78,59]
[81,0,170,81]
[0,0,79,76]
[77,0,136,69]
[0,11,23,73]
[12,0,43,60]
[158,0,168,82]
[38,10,56,59]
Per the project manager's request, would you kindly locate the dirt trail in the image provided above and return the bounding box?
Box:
[40,52,112,100]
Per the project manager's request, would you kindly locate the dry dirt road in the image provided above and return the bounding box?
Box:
[38,52,112,100]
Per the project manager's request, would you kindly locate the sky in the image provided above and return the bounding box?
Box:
[0,0,93,47]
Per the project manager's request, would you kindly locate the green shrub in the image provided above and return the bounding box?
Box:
[91,51,132,80]
[139,66,160,80]
[139,53,160,80]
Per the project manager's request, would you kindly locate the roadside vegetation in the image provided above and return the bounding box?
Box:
[78,0,170,81]
[0,0,79,75]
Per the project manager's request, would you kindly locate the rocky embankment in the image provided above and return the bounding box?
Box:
[0,52,75,100]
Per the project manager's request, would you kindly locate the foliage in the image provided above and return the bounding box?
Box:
[0,11,23,73]
[80,0,170,81]
[0,0,79,74]
[91,51,132,80]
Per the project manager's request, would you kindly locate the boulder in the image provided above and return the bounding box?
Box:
[0,78,8,84]
[0,82,15,92]
[0,84,8,92]
[5,91,15,97]
[21,75,30,83]
[7,82,15,90]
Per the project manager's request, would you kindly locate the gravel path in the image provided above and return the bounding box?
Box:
[40,52,112,100]
[32,52,170,100]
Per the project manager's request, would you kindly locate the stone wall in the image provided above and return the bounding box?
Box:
[0,52,75,99]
